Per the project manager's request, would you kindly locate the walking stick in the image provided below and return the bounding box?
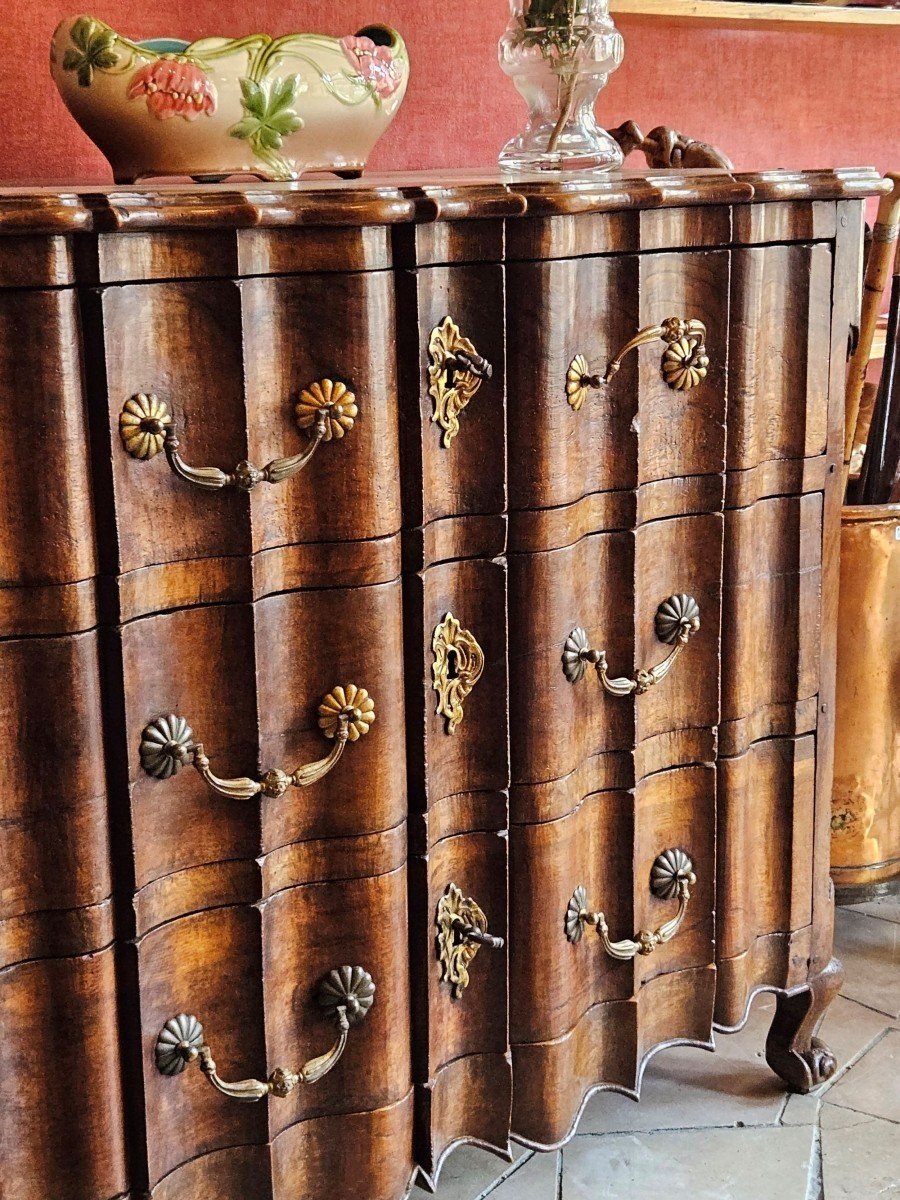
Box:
[844,173,900,497]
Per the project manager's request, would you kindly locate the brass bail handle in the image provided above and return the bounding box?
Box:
[139,685,375,798]
[119,379,357,492]
[436,883,505,999]
[566,849,696,961]
[155,966,375,1100]
[566,316,709,411]
[563,594,700,697]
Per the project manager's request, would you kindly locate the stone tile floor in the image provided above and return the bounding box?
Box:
[417,894,900,1199]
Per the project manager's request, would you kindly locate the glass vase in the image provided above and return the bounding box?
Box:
[499,0,625,174]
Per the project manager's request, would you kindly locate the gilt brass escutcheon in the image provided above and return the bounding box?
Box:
[563,594,700,697]
[432,612,485,734]
[566,849,696,960]
[119,379,357,491]
[566,316,709,411]
[139,685,375,798]
[154,966,375,1100]
[436,883,504,999]
[427,316,493,448]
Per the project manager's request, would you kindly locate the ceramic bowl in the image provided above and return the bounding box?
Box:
[50,16,409,182]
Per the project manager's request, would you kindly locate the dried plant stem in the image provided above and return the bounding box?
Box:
[547,68,577,152]
[541,4,580,154]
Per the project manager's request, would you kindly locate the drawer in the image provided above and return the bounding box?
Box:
[0,632,112,965]
[405,557,509,816]
[507,249,729,512]
[0,288,96,596]
[120,582,406,893]
[727,244,832,476]
[509,511,723,819]
[510,764,716,1148]
[262,868,412,1137]
[92,271,401,578]
[0,950,128,1200]
[136,866,412,1195]
[720,493,823,757]
[715,735,816,1028]
[411,830,510,1180]
[397,263,505,529]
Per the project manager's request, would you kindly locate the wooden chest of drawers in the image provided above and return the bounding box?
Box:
[0,168,885,1200]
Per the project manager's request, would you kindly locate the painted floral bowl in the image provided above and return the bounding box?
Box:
[50,16,409,182]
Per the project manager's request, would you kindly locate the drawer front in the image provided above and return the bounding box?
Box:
[405,557,509,814]
[720,493,823,757]
[262,868,412,1137]
[0,633,112,961]
[510,764,716,1148]
[509,511,723,820]
[0,288,96,597]
[120,582,406,893]
[398,263,506,529]
[138,906,268,1188]
[411,830,510,1178]
[507,249,729,512]
[728,244,832,475]
[137,867,413,1196]
[715,735,816,1029]
[94,270,401,579]
[0,951,128,1200]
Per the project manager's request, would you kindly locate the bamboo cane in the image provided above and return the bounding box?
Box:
[859,234,900,504]
[844,174,900,496]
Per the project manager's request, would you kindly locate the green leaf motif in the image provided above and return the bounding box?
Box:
[62,17,119,87]
[229,73,304,165]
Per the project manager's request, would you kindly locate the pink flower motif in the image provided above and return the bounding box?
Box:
[127,59,216,120]
[340,35,402,98]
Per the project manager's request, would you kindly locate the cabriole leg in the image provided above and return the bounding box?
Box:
[765,957,844,1092]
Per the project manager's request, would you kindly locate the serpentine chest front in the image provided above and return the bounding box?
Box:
[0,168,881,1200]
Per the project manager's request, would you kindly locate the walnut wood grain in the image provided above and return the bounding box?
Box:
[810,201,866,979]
[508,512,722,809]
[511,965,716,1149]
[727,244,832,474]
[88,270,400,589]
[120,603,261,893]
[133,905,269,1189]
[715,737,815,1027]
[118,583,405,894]
[415,1054,512,1191]
[270,1092,415,1200]
[510,766,716,1048]
[0,287,96,593]
[410,831,509,1175]
[129,862,413,1194]
[241,270,402,550]
[396,262,506,530]
[719,494,823,757]
[82,225,392,285]
[0,234,77,287]
[0,949,128,1200]
[507,249,728,513]
[0,633,112,964]
[0,171,886,239]
[262,867,412,1139]
[404,557,509,816]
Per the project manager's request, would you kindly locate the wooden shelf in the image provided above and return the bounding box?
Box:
[610,0,900,24]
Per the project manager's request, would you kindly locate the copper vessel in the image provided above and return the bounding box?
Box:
[831,504,900,901]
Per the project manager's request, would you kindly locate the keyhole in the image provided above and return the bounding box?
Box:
[446,648,459,680]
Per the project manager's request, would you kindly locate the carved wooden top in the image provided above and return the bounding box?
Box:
[0,168,886,234]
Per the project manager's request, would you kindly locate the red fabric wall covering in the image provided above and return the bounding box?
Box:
[14,1,900,183]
